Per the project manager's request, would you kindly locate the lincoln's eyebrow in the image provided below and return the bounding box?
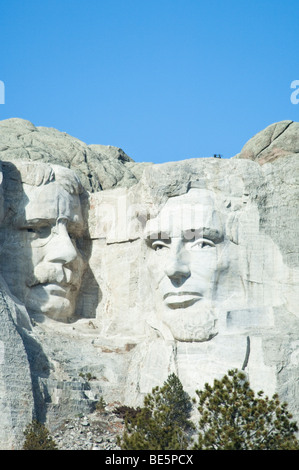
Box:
[182,227,224,243]
[145,230,171,242]
[144,223,224,243]
[182,227,210,238]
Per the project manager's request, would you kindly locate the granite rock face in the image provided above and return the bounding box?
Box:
[0,118,146,192]
[0,284,34,449]
[237,120,299,165]
[0,118,298,449]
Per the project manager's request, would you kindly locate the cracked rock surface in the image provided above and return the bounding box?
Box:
[237,120,299,164]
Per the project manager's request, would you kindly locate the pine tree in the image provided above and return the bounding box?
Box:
[118,373,194,450]
[193,369,299,450]
[23,420,58,450]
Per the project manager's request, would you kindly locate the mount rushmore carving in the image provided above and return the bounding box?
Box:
[0,118,298,449]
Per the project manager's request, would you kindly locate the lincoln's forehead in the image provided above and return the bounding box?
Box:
[145,190,225,240]
[165,188,216,207]
[155,188,218,220]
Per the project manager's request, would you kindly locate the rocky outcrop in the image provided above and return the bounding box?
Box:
[236,120,299,268]
[236,120,299,165]
[0,286,34,449]
[0,118,148,192]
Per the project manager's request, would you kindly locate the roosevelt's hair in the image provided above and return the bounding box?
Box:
[6,161,83,194]
[1,161,83,226]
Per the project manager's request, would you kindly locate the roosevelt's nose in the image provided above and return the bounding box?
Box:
[164,246,190,281]
[45,219,78,265]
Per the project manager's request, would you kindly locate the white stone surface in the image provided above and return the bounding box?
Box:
[87,151,299,422]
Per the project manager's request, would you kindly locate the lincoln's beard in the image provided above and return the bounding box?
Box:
[160,299,219,342]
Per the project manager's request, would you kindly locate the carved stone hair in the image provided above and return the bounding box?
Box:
[5,161,83,194]
[1,160,83,226]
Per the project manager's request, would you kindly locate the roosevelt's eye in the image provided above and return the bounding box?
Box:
[25,224,52,239]
[190,238,215,250]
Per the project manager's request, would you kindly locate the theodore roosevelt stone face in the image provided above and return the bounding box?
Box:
[0,164,85,321]
[145,188,230,342]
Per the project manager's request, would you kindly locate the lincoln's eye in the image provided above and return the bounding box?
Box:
[152,241,169,252]
[155,245,164,251]
[190,238,216,250]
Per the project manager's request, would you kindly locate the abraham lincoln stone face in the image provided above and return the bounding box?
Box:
[145,188,230,342]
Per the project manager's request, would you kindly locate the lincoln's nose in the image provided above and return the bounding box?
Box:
[164,249,190,282]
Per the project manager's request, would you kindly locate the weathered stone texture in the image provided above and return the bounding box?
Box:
[0,286,34,449]
[0,118,298,448]
[0,118,144,192]
[237,120,299,165]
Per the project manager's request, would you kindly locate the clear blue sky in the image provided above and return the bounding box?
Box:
[0,0,298,163]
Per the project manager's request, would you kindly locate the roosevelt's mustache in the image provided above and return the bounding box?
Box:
[26,262,82,289]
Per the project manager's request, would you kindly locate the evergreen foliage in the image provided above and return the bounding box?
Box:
[23,420,58,450]
[21,370,299,451]
[113,405,142,420]
[95,396,107,412]
[193,369,299,450]
[118,373,194,450]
